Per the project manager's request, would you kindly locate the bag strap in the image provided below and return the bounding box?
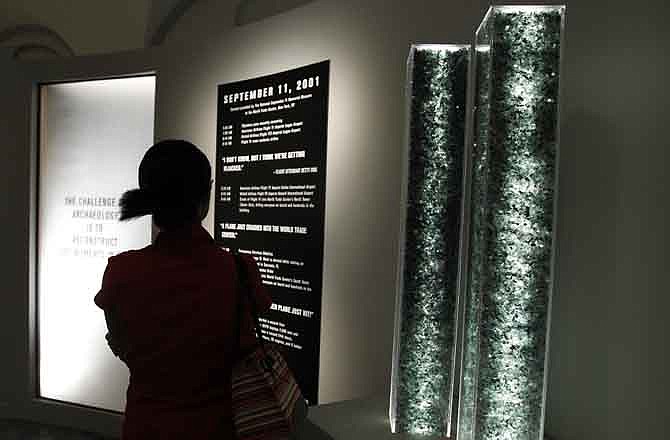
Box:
[233,252,243,359]
[232,252,273,369]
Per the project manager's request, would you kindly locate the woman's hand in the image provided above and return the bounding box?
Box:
[104,307,129,362]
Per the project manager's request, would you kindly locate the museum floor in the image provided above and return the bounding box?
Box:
[0,395,553,439]
[0,395,440,440]
[0,418,109,440]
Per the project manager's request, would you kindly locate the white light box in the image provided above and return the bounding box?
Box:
[38,76,155,411]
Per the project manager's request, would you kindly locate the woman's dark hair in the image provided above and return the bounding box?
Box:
[120,140,212,228]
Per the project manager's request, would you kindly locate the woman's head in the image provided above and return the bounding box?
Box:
[120,140,212,229]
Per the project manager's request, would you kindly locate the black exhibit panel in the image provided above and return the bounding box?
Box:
[215,61,330,404]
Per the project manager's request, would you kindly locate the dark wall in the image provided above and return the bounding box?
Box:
[546,1,669,438]
[0,50,33,414]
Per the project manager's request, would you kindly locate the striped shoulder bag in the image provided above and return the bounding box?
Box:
[231,253,307,440]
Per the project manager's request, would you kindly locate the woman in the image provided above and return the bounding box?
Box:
[94,139,271,439]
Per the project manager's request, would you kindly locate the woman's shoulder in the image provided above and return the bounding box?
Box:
[108,245,152,264]
[95,247,152,309]
[104,246,154,277]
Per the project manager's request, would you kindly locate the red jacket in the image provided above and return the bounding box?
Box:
[94,223,271,439]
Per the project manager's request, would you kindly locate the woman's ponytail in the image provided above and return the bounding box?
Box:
[121,140,211,228]
[119,188,154,221]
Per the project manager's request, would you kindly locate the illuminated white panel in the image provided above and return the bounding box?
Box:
[38,76,155,411]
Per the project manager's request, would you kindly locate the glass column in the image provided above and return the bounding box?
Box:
[458,6,565,440]
[390,44,470,437]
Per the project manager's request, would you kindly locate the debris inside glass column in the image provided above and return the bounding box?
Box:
[391,44,469,436]
[458,6,565,440]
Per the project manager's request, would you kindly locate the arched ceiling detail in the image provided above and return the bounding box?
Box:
[145,0,199,46]
[0,24,74,60]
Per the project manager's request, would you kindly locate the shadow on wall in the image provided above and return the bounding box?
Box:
[146,0,317,46]
[235,0,314,26]
[546,104,620,440]
[235,0,316,26]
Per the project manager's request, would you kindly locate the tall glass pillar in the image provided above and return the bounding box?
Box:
[458,6,565,440]
[390,44,470,437]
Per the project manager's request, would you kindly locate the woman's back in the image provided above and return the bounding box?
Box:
[93,140,272,438]
[95,224,270,439]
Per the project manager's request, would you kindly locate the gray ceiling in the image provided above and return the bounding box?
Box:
[0,0,315,57]
[0,0,151,55]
